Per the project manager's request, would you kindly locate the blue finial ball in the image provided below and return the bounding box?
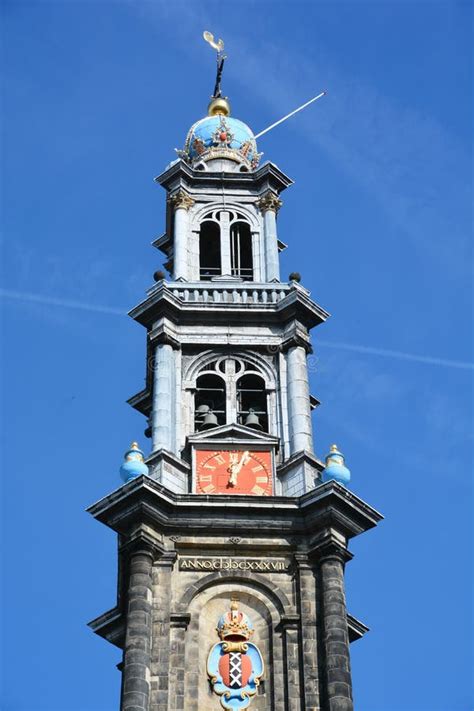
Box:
[120,442,149,483]
[322,444,351,486]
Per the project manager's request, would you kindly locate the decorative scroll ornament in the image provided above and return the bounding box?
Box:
[168,189,195,211]
[257,191,283,213]
[207,599,264,710]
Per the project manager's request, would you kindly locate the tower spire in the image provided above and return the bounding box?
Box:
[87,37,383,711]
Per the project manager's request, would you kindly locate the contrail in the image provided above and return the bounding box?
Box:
[2,289,472,370]
[0,288,125,316]
[316,338,474,370]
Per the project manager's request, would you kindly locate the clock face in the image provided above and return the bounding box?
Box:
[195,450,273,496]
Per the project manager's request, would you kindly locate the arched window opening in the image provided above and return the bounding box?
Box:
[195,374,226,430]
[237,374,268,431]
[230,222,253,281]
[199,221,221,280]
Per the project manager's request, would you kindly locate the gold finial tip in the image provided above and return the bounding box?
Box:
[208,97,231,117]
[130,441,139,449]
[330,444,338,452]
[230,598,239,610]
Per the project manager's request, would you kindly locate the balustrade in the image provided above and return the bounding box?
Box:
[150,282,292,306]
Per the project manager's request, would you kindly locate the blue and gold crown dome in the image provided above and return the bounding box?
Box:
[179,98,261,170]
[321,444,351,486]
[119,441,149,483]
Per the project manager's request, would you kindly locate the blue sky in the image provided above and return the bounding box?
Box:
[1,1,472,710]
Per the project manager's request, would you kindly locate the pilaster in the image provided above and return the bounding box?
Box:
[168,190,195,281]
[286,345,314,455]
[150,552,177,711]
[151,342,176,454]
[312,539,354,711]
[257,191,282,282]
[294,554,321,711]
[120,537,163,711]
[279,614,301,711]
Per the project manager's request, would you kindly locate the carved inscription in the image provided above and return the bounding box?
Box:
[179,557,290,573]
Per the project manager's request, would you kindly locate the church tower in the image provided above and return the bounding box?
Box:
[88,39,382,711]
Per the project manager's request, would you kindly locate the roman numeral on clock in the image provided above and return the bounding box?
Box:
[202,484,216,493]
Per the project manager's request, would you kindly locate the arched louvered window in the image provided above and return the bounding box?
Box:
[191,357,271,434]
[199,220,221,280]
[194,373,226,430]
[236,373,268,432]
[230,221,253,281]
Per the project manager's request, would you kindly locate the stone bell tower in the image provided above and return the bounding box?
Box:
[88,44,382,711]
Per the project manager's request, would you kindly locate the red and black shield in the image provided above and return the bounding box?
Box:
[219,652,252,689]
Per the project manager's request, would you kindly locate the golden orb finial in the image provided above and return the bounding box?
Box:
[230,598,239,611]
[330,444,338,452]
[208,96,231,117]
[130,441,139,450]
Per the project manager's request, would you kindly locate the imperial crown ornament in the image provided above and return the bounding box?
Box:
[207,599,264,710]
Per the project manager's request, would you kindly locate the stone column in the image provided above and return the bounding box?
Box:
[169,190,194,281]
[318,546,353,711]
[152,343,174,452]
[219,210,232,276]
[295,554,320,710]
[121,546,154,711]
[286,345,313,454]
[150,552,176,711]
[258,191,282,282]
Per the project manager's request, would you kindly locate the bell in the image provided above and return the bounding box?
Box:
[244,408,262,430]
[201,410,219,430]
[196,404,210,414]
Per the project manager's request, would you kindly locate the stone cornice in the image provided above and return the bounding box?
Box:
[308,529,353,564]
[87,478,383,541]
[155,159,293,195]
[128,282,329,332]
[88,605,367,648]
[280,333,313,354]
[148,325,182,351]
[119,524,165,560]
[87,606,124,648]
[118,526,165,560]
[347,614,369,642]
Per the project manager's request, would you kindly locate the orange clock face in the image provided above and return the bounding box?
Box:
[195,450,273,496]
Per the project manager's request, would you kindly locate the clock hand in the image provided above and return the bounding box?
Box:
[227,453,238,486]
[227,451,250,487]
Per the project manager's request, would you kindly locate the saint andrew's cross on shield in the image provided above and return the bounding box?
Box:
[207,600,264,710]
[221,651,252,688]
